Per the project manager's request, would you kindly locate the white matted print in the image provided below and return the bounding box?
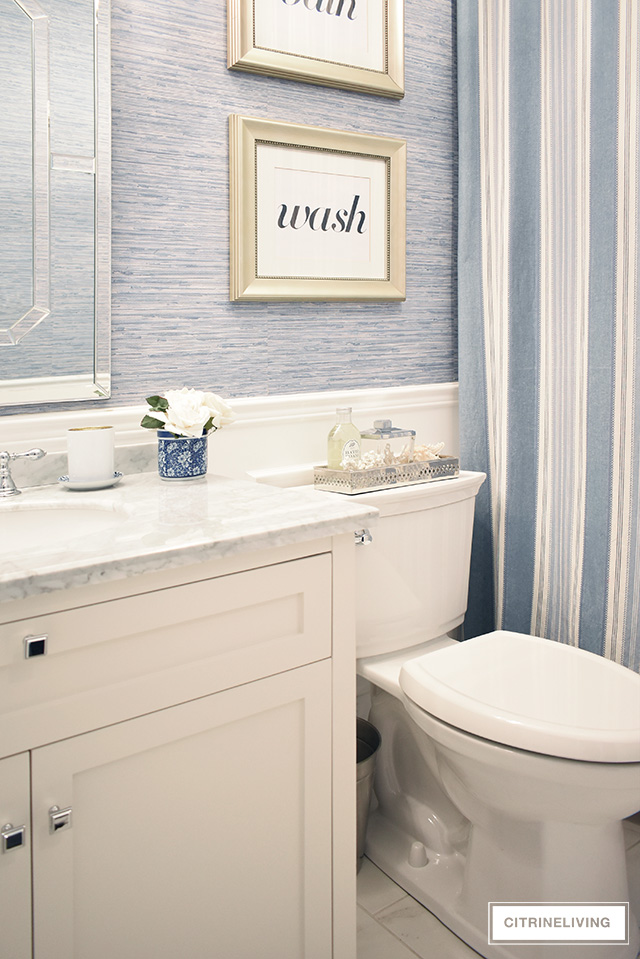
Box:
[255,0,384,73]
[229,115,406,301]
[256,143,388,280]
[228,0,404,98]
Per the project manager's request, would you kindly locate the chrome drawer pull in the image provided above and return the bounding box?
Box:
[24,634,48,658]
[1,823,26,852]
[49,806,72,833]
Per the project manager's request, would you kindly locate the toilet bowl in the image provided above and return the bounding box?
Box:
[353,473,640,959]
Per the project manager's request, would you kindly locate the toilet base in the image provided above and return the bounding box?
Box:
[365,809,640,959]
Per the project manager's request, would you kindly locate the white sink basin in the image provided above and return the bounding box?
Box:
[1,504,127,552]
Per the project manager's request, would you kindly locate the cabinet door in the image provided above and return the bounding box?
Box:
[31,661,332,959]
[0,752,31,959]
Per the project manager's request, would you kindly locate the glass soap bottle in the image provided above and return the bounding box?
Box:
[327,408,361,469]
[360,419,416,465]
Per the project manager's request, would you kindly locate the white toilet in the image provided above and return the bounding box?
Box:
[355,471,640,959]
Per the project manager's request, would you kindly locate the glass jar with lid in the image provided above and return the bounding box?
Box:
[359,419,415,466]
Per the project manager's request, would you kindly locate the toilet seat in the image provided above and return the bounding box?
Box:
[399,630,640,762]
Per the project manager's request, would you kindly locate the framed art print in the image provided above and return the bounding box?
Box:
[228,0,404,99]
[229,114,406,301]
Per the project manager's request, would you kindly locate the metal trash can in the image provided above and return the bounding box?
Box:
[356,717,381,872]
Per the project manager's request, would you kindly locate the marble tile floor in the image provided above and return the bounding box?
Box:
[357,819,640,959]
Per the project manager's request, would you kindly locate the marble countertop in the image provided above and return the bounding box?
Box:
[0,472,378,603]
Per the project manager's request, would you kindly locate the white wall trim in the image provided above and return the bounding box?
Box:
[0,383,459,486]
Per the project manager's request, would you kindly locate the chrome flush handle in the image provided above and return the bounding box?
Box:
[354,529,373,546]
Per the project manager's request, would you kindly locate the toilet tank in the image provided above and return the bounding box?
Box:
[354,471,486,658]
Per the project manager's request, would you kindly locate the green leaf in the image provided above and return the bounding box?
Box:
[145,395,169,411]
[140,414,166,430]
[203,417,218,433]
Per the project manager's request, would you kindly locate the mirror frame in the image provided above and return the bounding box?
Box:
[0,0,111,407]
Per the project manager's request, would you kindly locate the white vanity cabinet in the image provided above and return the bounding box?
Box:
[0,752,31,957]
[30,662,332,959]
[0,538,357,959]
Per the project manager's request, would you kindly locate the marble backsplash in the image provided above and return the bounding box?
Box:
[8,442,156,491]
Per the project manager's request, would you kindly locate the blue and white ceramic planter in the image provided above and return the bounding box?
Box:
[157,430,208,480]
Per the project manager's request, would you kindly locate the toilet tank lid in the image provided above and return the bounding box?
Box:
[351,470,486,516]
[399,631,640,762]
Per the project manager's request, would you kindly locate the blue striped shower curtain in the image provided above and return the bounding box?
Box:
[458,0,639,671]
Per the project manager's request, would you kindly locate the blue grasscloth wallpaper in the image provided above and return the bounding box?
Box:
[10,0,458,413]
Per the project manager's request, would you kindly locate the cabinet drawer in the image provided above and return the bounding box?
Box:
[0,553,331,755]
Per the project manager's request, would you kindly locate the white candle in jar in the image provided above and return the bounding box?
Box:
[66,426,115,483]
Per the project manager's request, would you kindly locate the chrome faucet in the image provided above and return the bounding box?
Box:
[0,448,47,497]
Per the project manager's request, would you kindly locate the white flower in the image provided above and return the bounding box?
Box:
[143,388,236,438]
[202,391,236,430]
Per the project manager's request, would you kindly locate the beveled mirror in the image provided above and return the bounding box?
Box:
[0,0,111,406]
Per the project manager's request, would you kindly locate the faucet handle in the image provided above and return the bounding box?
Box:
[11,448,46,462]
[0,448,47,497]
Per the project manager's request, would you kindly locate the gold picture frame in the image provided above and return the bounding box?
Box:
[228,0,404,99]
[229,114,406,301]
